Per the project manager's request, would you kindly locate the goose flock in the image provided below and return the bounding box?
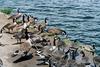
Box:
[0,8,100,67]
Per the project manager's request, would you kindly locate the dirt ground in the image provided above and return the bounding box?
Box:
[0,12,48,67]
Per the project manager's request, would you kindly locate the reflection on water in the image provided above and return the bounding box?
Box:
[0,0,100,54]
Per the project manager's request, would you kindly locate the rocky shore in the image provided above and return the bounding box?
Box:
[0,12,99,67]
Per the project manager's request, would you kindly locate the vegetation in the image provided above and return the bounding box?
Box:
[0,8,13,14]
[16,20,22,24]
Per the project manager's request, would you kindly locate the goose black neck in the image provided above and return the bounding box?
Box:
[25,28,29,40]
[53,37,56,46]
[27,16,30,22]
[13,18,15,23]
[22,15,25,23]
[0,29,2,33]
[45,18,47,23]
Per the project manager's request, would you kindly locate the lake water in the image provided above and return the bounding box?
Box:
[0,0,100,55]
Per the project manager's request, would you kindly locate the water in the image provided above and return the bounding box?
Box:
[0,0,100,54]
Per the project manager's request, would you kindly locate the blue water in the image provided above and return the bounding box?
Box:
[0,0,100,54]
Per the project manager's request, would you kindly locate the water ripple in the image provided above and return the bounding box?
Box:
[1,0,100,55]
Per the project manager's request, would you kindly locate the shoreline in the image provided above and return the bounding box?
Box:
[0,12,98,67]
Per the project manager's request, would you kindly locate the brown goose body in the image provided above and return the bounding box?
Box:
[47,28,66,35]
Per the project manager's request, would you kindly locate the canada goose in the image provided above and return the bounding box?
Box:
[26,15,38,27]
[51,37,66,51]
[8,8,22,20]
[13,29,26,44]
[93,56,100,67]
[13,32,22,44]
[20,15,37,30]
[34,17,48,32]
[47,28,66,36]
[28,15,38,24]
[40,17,48,30]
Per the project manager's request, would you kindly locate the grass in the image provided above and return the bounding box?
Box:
[0,8,13,14]
[16,20,22,24]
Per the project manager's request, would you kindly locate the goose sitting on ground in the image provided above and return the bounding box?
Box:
[47,27,67,36]
[8,8,22,20]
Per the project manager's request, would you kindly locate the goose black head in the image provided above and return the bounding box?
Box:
[74,39,77,43]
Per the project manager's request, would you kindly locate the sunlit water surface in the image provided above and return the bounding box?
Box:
[0,0,100,55]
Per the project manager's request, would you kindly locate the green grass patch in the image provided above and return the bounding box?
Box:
[16,20,22,24]
[63,38,72,45]
[0,8,13,14]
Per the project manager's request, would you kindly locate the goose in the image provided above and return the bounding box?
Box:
[93,56,100,67]
[26,15,38,28]
[39,17,48,31]
[47,28,66,36]
[28,15,38,24]
[8,8,22,20]
[34,17,48,33]
[55,37,66,52]
[20,15,37,30]
[13,29,26,44]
